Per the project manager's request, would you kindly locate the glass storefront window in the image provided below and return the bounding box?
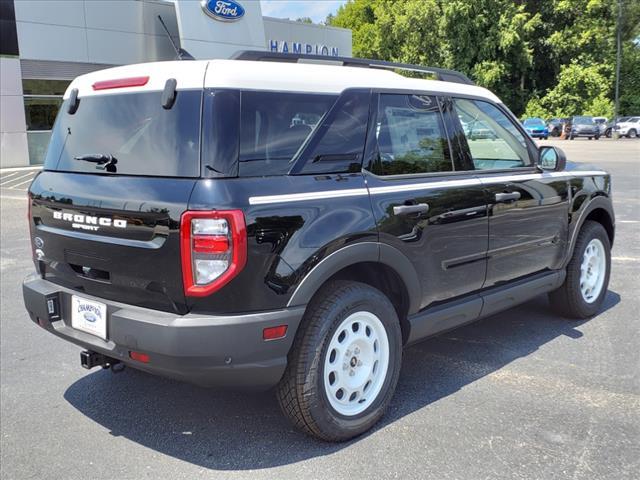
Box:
[24,97,63,131]
[22,79,70,96]
[22,79,70,164]
[27,131,53,165]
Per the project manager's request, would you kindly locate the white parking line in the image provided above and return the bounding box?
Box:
[612,256,639,262]
[0,172,34,186]
[10,178,35,189]
[0,171,20,181]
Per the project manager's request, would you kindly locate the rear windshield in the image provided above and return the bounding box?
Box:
[44,90,201,177]
[573,116,594,124]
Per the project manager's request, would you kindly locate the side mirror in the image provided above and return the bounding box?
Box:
[538,145,566,172]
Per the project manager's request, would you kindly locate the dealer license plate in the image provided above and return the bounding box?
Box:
[71,295,107,340]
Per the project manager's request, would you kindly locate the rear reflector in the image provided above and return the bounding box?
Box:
[129,351,150,363]
[193,235,229,253]
[263,325,288,341]
[92,76,149,91]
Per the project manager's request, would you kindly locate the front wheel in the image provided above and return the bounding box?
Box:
[277,281,402,442]
[628,129,637,138]
[549,221,611,319]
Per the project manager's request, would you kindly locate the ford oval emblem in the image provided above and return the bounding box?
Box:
[201,0,245,22]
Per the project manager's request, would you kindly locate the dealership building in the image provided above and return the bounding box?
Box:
[0,0,352,168]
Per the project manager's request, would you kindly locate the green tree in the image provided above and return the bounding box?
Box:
[329,0,640,118]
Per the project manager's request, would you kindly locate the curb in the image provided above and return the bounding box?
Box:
[0,166,42,173]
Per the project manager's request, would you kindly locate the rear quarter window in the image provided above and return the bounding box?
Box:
[237,91,336,176]
[44,90,202,177]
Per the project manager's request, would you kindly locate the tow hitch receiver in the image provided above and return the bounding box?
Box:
[80,350,119,370]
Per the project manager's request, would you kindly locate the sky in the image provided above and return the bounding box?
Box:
[259,0,347,24]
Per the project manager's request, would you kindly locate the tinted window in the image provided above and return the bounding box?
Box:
[454,98,531,170]
[523,118,544,126]
[297,90,370,174]
[371,94,452,176]
[238,91,336,176]
[24,97,63,131]
[44,90,201,177]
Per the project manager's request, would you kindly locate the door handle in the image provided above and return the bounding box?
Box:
[494,192,521,203]
[393,203,430,215]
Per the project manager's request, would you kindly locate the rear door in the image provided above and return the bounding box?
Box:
[29,64,206,314]
[365,93,488,311]
[451,98,569,286]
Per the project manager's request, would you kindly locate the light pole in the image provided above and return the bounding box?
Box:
[613,0,622,139]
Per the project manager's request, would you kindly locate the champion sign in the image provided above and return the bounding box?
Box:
[201,0,245,22]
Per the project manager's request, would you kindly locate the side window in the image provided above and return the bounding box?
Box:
[370,94,452,176]
[453,98,531,170]
[238,91,336,176]
[297,90,370,174]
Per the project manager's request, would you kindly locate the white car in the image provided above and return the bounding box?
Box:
[614,116,640,138]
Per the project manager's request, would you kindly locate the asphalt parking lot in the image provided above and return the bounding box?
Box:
[1,138,639,480]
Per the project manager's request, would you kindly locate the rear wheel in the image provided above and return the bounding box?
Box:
[277,281,402,442]
[549,221,611,319]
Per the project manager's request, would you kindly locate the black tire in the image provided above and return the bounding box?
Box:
[277,280,402,442]
[549,221,611,319]
[588,136,592,140]
[628,129,637,138]
[595,135,600,140]
[605,128,612,138]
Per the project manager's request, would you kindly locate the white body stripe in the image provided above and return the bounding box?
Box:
[249,188,368,205]
[248,171,607,205]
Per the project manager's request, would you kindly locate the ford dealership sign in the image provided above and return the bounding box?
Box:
[201,0,245,22]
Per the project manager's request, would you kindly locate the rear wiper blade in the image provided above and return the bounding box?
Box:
[74,154,116,164]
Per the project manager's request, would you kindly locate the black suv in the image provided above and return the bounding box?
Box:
[23,52,615,442]
[565,115,601,140]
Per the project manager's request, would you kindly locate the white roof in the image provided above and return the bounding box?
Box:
[65,59,500,103]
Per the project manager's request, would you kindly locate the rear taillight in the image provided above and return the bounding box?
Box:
[180,210,247,297]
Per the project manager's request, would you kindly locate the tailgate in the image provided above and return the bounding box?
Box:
[30,172,195,314]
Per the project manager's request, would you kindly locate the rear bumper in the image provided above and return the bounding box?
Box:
[570,130,599,137]
[22,274,304,389]
[528,131,547,138]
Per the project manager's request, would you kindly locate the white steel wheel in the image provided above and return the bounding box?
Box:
[323,311,390,417]
[580,238,607,303]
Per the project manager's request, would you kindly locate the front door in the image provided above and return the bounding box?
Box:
[451,98,569,286]
[365,93,489,311]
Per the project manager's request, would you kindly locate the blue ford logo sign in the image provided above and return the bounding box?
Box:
[201,0,245,22]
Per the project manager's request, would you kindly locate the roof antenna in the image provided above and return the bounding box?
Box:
[157,15,195,60]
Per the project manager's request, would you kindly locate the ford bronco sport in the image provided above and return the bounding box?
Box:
[23,51,614,442]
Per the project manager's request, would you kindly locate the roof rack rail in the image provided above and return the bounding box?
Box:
[231,50,475,86]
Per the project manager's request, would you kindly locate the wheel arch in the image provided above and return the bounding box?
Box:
[287,242,421,341]
[565,196,615,268]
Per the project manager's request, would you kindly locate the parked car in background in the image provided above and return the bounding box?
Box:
[605,117,629,137]
[613,116,640,138]
[593,117,608,136]
[461,119,497,140]
[523,117,549,139]
[565,116,600,140]
[547,118,568,137]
